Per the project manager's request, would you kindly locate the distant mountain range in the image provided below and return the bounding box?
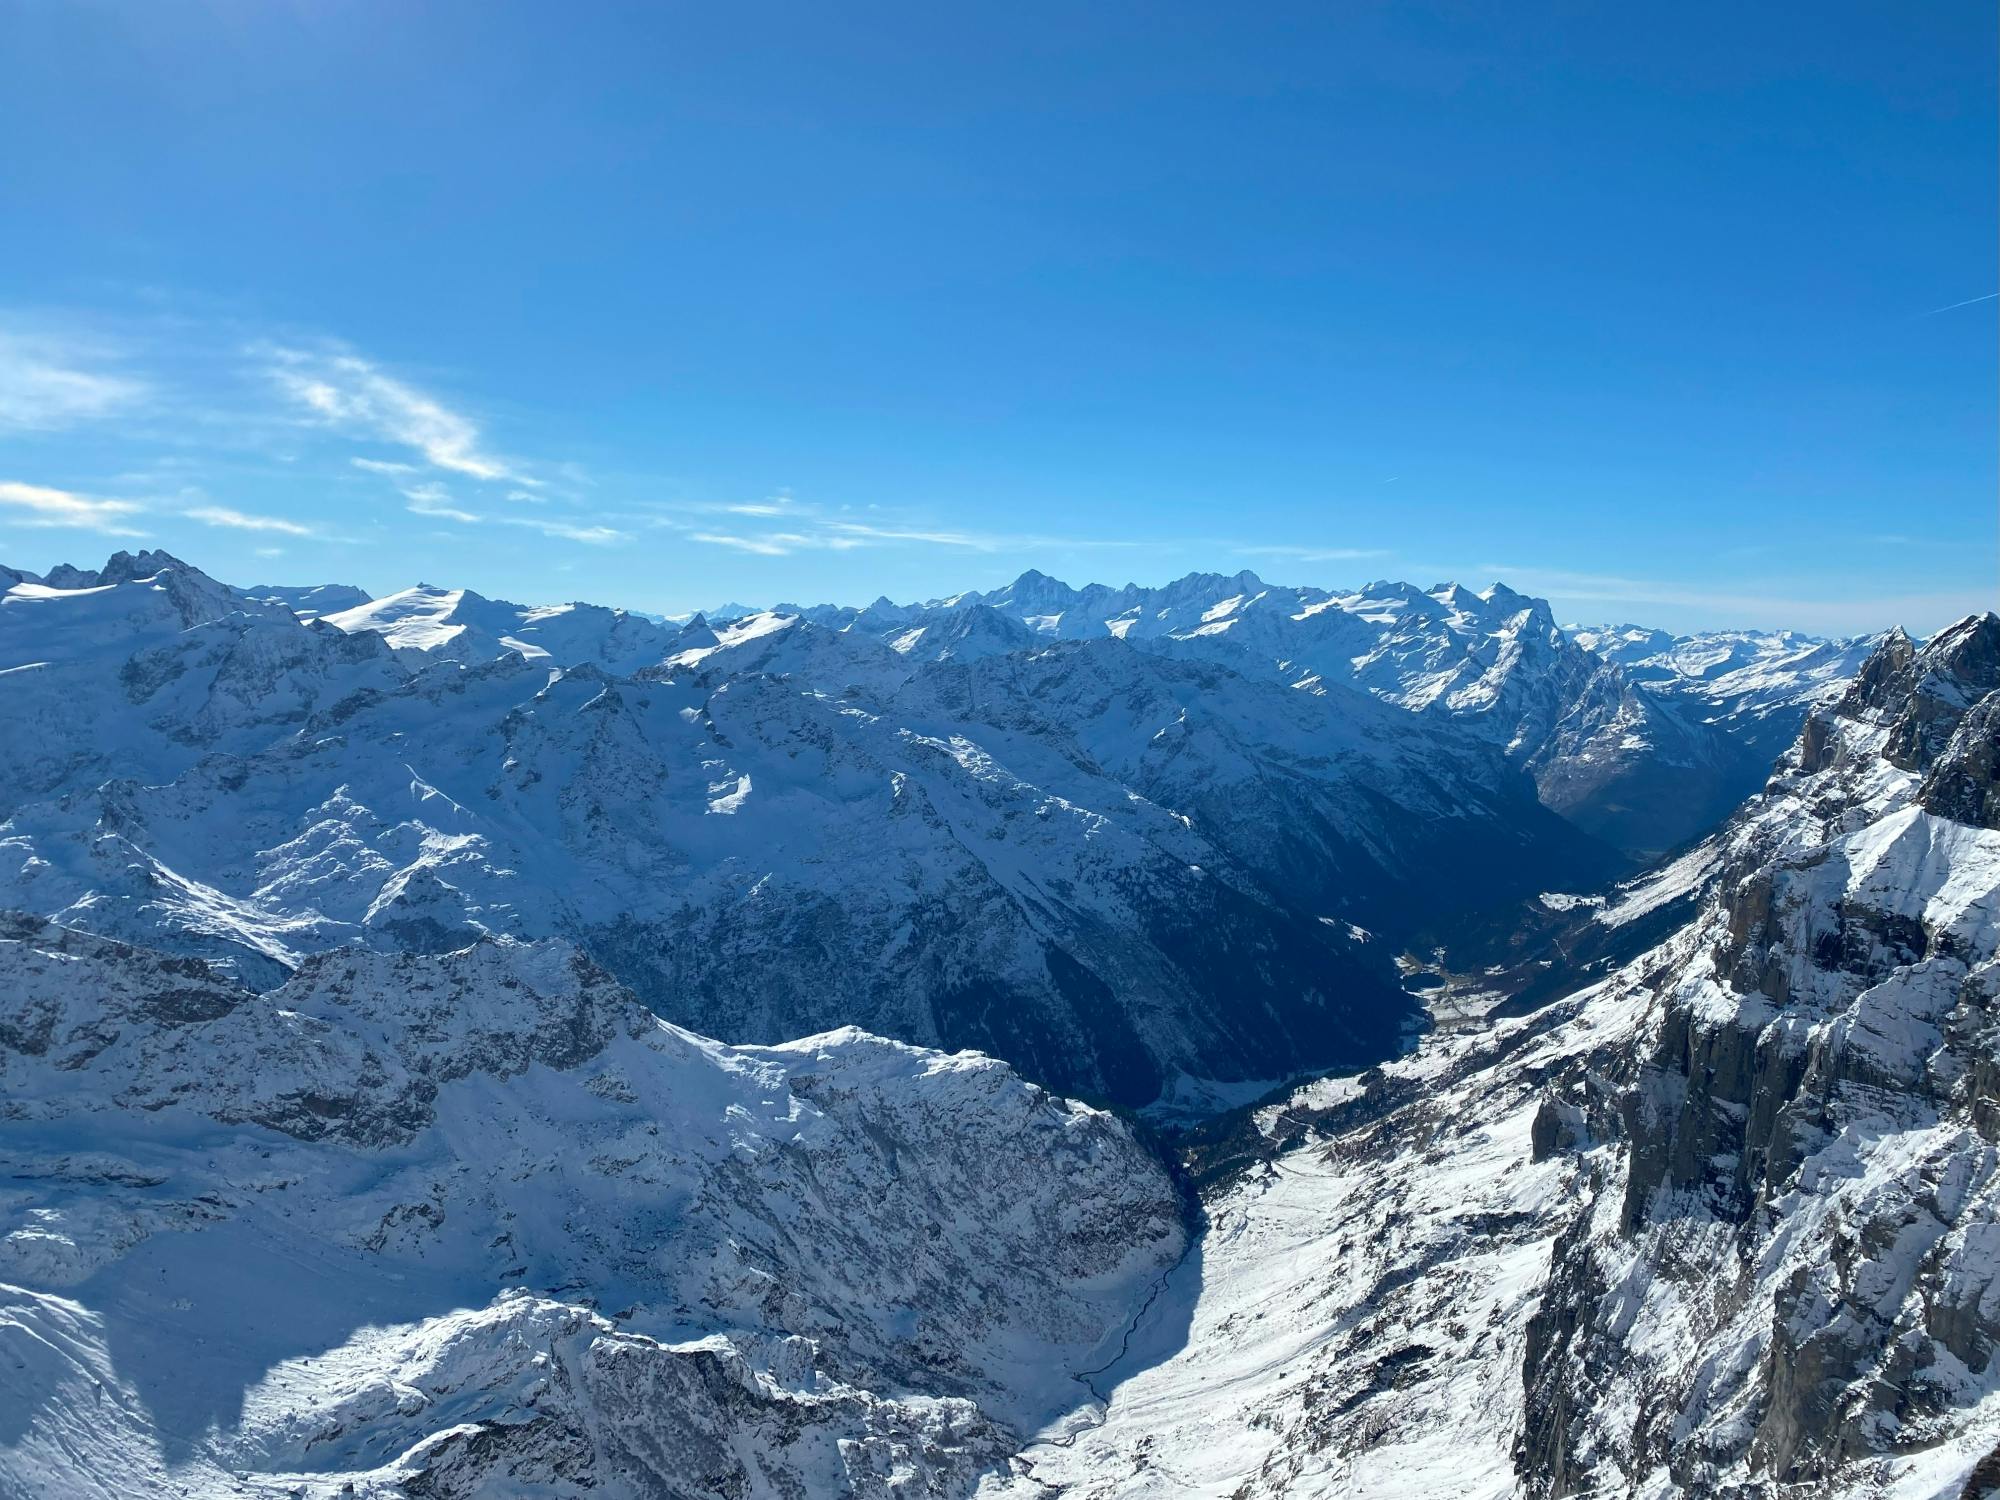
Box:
[0,549,1869,1108]
[4,546,1995,1498]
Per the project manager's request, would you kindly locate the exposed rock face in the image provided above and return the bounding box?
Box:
[1519,613,2000,1497]
[1921,695,2000,831]
[0,920,1184,1498]
[1862,616,2000,773]
[999,616,2000,1500]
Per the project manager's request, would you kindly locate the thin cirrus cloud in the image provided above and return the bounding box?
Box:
[184,504,318,537]
[396,481,627,543]
[688,531,841,556]
[308,348,631,543]
[0,333,146,432]
[686,524,1001,557]
[0,479,147,536]
[824,521,995,548]
[667,499,1144,558]
[1234,544,1393,563]
[267,344,520,482]
[398,482,483,525]
[503,517,625,545]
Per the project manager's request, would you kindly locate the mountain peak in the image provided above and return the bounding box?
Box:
[40,548,199,591]
[100,548,195,584]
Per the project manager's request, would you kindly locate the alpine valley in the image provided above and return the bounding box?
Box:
[3,550,1993,1499]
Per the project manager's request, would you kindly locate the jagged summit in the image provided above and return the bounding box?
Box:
[1013,613,2000,1500]
[38,547,197,590]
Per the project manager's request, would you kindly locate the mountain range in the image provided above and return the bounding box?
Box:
[4,547,1990,1497]
[0,551,1865,1110]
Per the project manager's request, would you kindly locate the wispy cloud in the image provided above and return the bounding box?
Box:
[397,482,482,524]
[185,504,318,537]
[824,521,994,548]
[685,522,1017,556]
[350,457,419,477]
[657,496,1148,558]
[0,332,147,432]
[501,516,627,545]
[267,345,516,480]
[1235,544,1392,563]
[0,479,147,536]
[689,531,801,556]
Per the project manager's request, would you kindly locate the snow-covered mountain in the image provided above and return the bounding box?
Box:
[321,583,677,673]
[1005,613,2000,1497]
[247,582,374,621]
[0,923,1184,1497]
[237,558,1869,859]
[1553,621,1880,848]
[817,569,1868,857]
[0,542,1978,1499]
[0,549,1885,1108]
[6,552,1591,1109]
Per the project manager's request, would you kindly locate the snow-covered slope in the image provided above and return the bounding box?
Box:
[1556,623,1881,845]
[0,551,1635,1109]
[999,613,2000,1498]
[0,544,1971,1498]
[208,559,1878,862]
[0,549,1872,1109]
[322,583,676,673]
[659,607,912,694]
[0,632,1433,1105]
[247,582,374,621]
[0,923,1184,1499]
[0,560,394,820]
[833,569,1863,856]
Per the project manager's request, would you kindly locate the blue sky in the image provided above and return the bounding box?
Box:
[0,0,1992,631]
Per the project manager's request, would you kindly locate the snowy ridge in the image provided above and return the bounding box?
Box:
[0,922,1184,1498]
[322,583,677,674]
[0,544,1975,1499]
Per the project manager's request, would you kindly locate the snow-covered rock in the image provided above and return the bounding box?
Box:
[0,923,1184,1498]
[246,582,374,622]
[3,554,1636,1109]
[998,614,2000,1498]
[847,569,1870,856]
[0,550,1876,1111]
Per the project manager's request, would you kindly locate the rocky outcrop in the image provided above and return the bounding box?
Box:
[1006,617,2000,1500]
[1517,617,2000,1497]
[1923,692,2000,831]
